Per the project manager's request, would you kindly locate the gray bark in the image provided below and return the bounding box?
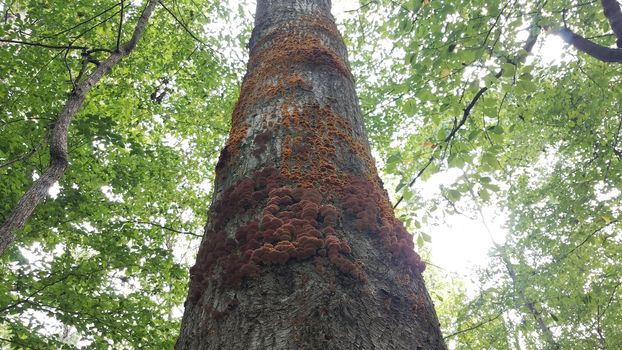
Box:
[503,258,560,350]
[601,0,622,47]
[176,1,446,349]
[557,27,622,63]
[0,0,158,255]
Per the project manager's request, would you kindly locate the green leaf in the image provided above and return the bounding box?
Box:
[481,154,498,168]
[402,98,418,116]
[479,189,490,201]
[501,63,516,77]
[403,187,414,201]
[446,189,461,202]
[448,155,466,169]
[420,232,432,243]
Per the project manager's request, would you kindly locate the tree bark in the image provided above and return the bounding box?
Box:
[557,27,622,63]
[176,1,446,349]
[601,0,622,48]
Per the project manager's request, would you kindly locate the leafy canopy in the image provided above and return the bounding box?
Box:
[1,0,621,348]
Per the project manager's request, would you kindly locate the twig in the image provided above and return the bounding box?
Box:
[0,141,44,169]
[38,1,122,40]
[63,48,75,88]
[0,337,39,350]
[345,0,375,13]
[157,0,210,49]
[0,272,72,313]
[444,312,504,339]
[392,151,437,208]
[556,220,618,262]
[121,219,202,237]
[0,38,88,51]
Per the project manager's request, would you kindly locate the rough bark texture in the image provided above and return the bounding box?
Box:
[557,27,622,63]
[601,0,622,48]
[176,1,446,349]
[0,0,159,255]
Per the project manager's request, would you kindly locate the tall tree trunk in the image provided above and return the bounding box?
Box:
[176,1,446,349]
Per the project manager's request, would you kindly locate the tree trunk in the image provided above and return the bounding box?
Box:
[176,1,446,349]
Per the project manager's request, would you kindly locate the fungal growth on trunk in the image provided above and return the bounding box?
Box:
[176,1,447,349]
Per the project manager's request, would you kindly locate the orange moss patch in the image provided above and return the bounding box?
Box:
[249,16,351,80]
[220,13,350,171]
[188,167,424,305]
[278,101,381,196]
[193,10,425,305]
[189,168,367,304]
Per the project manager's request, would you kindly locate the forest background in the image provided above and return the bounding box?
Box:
[0,0,621,348]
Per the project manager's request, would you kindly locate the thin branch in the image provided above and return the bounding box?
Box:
[121,219,202,237]
[157,0,212,51]
[63,48,75,88]
[38,1,122,40]
[0,38,88,51]
[0,337,39,350]
[0,141,44,169]
[556,219,618,262]
[600,281,620,319]
[591,280,619,348]
[392,28,540,208]
[3,0,15,24]
[612,114,622,160]
[345,0,375,13]
[0,117,54,128]
[0,0,160,256]
[116,0,125,51]
[70,8,123,43]
[444,311,504,339]
[392,151,437,208]
[0,272,71,313]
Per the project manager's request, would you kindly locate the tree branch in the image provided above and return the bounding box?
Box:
[443,311,504,339]
[0,0,160,256]
[116,0,125,51]
[0,141,44,169]
[157,0,214,52]
[392,28,540,208]
[557,27,622,63]
[120,219,202,237]
[392,151,437,208]
[0,337,38,350]
[601,0,622,47]
[0,269,76,314]
[556,219,618,262]
[38,1,122,40]
[0,38,88,51]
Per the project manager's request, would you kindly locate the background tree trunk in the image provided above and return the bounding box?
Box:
[0,0,159,256]
[176,1,446,348]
